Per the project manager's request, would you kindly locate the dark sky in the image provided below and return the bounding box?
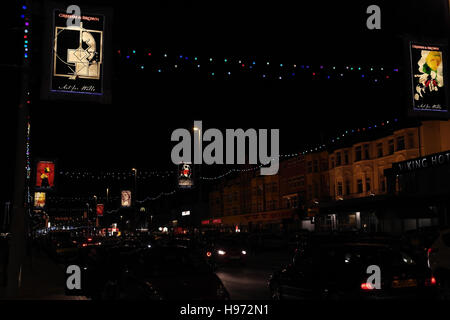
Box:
[1,0,449,201]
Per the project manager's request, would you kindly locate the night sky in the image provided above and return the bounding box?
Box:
[1,0,449,201]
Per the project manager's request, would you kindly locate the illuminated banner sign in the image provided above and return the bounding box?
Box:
[41,3,112,103]
[182,210,191,216]
[96,204,104,216]
[51,10,104,95]
[35,160,56,190]
[34,192,46,208]
[178,163,194,189]
[121,190,132,207]
[407,41,449,118]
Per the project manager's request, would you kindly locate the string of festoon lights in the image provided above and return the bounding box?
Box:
[118,48,400,82]
[21,4,30,60]
[58,118,399,182]
[46,117,401,210]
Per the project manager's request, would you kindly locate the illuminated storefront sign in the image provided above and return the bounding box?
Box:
[393,150,450,173]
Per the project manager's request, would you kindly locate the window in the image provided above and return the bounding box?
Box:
[299,176,305,186]
[272,183,278,192]
[307,161,312,173]
[337,182,343,196]
[365,177,371,192]
[345,180,351,195]
[355,146,362,162]
[380,175,386,192]
[313,160,318,173]
[344,151,349,164]
[313,183,319,198]
[364,144,370,159]
[336,152,341,166]
[321,159,328,171]
[357,179,363,193]
[408,133,415,149]
[388,139,394,155]
[377,143,383,158]
[330,157,335,168]
[307,185,312,200]
[397,136,405,151]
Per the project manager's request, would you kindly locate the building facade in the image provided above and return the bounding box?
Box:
[207,120,450,234]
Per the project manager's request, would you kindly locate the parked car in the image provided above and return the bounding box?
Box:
[73,243,140,299]
[269,239,438,300]
[403,226,441,260]
[428,228,450,297]
[46,231,79,262]
[110,246,230,300]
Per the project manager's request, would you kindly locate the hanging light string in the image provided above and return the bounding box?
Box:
[44,118,402,212]
[57,118,399,181]
[22,4,30,60]
[118,48,399,81]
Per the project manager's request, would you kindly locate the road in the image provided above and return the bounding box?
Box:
[216,249,292,300]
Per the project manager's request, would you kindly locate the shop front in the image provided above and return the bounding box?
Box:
[206,209,299,233]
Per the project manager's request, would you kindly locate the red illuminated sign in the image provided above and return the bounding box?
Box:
[96,204,104,216]
[35,161,56,190]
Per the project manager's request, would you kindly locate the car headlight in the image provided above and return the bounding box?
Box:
[241,250,247,255]
[218,250,226,255]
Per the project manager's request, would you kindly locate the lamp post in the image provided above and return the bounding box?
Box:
[193,125,202,202]
[131,168,137,231]
[131,168,137,204]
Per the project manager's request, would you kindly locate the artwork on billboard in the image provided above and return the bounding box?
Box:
[34,192,46,208]
[51,9,104,95]
[408,42,448,117]
[35,161,56,190]
[178,163,194,189]
[96,204,104,216]
[121,190,132,207]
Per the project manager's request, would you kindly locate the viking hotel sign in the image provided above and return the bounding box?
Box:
[393,150,450,173]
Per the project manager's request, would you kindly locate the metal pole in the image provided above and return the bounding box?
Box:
[6,0,32,297]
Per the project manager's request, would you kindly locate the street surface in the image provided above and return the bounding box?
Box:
[216,250,292,300]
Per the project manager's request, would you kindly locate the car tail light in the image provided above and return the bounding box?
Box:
[361,283,374,290]
[206,251,212,257]
[82,243,87,247]
[87,238,92,242]
[425,276,437,286]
